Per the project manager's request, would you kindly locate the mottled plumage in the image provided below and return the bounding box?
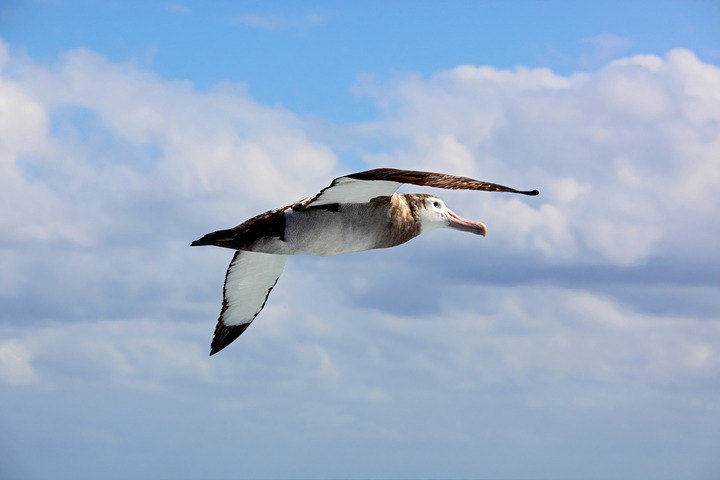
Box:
[347,168,539,195]
[192,168,539,355]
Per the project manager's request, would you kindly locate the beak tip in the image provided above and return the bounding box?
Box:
[446,211,487,236]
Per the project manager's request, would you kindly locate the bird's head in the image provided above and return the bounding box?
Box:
[417,195,487,236]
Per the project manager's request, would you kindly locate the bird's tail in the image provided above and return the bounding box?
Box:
[191,228,237,247]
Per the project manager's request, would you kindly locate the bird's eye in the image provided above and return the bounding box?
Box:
[433,201,440,208]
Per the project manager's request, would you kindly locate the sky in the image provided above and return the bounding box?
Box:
[0,1,719,479]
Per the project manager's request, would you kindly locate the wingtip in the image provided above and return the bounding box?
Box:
[209,338,228,356]
[209,342,226,356]
[510,188,539,196]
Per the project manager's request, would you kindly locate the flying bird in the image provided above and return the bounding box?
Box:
[192,168,539,355]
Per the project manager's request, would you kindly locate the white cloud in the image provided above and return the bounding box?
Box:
[0,340,37,385]
[353,49,720,265]
[4,276,718,403]
[0,38,340,357]
[0,319,216,390]
[0,55,93,245]
[0,39,337,249]
[580,33,634,67]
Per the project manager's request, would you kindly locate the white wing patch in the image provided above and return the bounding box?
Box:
[221,251,287,326]
[308,177,401,207]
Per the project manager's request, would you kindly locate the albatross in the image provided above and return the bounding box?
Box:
[192,168,539,355]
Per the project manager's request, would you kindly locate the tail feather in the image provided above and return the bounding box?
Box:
[191,228,236,247]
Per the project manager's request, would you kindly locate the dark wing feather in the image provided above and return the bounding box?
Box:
[301,167,538,209]
[210,322,251,356]
[347,168,539,195]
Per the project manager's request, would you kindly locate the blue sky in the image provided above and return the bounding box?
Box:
[3,0,719,121]
[1,1,720,480]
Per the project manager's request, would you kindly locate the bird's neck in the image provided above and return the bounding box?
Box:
[371,194,423,249]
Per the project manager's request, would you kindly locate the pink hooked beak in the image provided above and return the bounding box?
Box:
[446,210,487,236]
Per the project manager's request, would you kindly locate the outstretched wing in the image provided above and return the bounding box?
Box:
[304,167,538,209]
[210,251,287,355]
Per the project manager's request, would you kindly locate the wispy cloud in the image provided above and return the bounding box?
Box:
[233,12,323,30]
[0,340,37,386]
[580,33,635,67]
[536,33,635,72]
[164,3,190,15]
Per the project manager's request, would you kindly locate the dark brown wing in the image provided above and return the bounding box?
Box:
[303,167,538,209]
[347,168,539,195]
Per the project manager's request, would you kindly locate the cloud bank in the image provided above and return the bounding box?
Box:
[353,49,720,265]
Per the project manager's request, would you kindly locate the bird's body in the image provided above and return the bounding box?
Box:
[283,194,422,255]
[194,193,434,256]
[192,168,538,355]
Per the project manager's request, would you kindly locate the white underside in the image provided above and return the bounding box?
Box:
[310,178,401,207]
[255,205,384,256]
[251,177,405,256]
[222,251,287,325]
